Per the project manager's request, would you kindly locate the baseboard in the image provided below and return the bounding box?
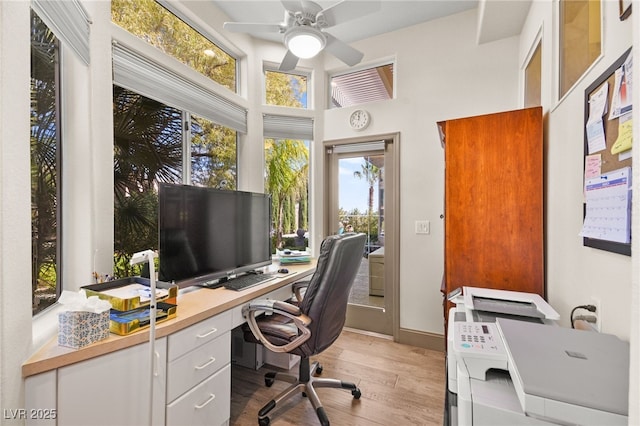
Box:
[397,328,445,352]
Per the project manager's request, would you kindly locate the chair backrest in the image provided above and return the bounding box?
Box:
[297,232,366,357]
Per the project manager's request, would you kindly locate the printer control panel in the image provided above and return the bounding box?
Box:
[454,322,504,354]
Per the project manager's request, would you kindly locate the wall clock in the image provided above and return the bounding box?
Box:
[349,109,370,131]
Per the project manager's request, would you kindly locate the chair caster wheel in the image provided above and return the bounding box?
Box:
[258,417,270,426]
[316,365,323,375]
[302,391,307,397]
[264,372,276,387]
[352,388,361,399]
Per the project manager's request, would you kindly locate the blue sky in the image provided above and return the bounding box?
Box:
[339,157,379,212]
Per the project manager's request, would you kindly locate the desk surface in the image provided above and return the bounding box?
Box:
[22,261,316,378]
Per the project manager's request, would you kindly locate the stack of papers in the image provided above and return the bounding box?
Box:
[279,250,311,264]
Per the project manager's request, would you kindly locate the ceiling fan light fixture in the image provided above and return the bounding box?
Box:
[284,26,326,59]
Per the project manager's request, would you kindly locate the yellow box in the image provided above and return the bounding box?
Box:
[109,301,177,335]
[81,277,177,312]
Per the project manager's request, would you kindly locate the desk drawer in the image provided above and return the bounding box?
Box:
[168,310,232,361]
[167,331,230,402]
[166,364,231,426]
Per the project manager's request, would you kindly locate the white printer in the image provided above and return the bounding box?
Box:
[446,287,630,426]
[447,287,560,398]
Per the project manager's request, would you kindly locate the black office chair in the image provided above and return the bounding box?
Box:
[242,232,367,426]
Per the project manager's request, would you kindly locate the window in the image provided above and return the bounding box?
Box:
[524,41,542,107]
[264,139,310,252]
[330,63,394,108]
[559,0,601,99]
[113,87,238,277]
[263,113,312,252]
[111,0,237,92]
[190,114,237,189]
[31,10,61,315]
[265,69,308,108]
[113,87,182,277]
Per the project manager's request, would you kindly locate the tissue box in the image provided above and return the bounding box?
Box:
[58,310,110,349]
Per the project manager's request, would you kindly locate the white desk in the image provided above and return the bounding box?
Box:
[23,262,316,426]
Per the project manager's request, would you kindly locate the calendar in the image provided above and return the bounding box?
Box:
[581,167,631,243]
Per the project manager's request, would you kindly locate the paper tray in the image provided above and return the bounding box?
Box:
[109,302,177,335]
[81,277,177,312]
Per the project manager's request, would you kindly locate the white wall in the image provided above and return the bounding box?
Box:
[0,0,32,414]
[323,9,521,333]
[520,0,633,337]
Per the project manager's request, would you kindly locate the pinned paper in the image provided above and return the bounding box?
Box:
[586,83,609,153]
[584,154,602,180]
[609,53,632,119]
[611,113,633,154]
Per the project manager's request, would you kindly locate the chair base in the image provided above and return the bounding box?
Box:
[257,357,361,426]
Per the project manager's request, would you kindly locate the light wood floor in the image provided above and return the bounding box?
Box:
[230,329,446,425]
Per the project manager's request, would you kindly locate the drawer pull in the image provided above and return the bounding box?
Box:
[195,357,216,370]
[195,393,215,409]
[196,327,218,338]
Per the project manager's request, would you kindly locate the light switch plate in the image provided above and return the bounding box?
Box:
[415,220,430,234]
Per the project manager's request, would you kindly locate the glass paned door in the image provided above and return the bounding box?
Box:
[326,142,394,336]
[337,154,385,309]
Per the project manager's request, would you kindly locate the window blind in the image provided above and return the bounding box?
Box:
[263,114,313,140]
[32,0,91,65]
[330,141,386,154]
[112,42,247,133]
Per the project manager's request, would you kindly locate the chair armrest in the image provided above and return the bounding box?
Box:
[242,299,312,353]
[292,281,310,303]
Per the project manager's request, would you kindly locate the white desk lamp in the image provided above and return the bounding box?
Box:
[129,249,158,426]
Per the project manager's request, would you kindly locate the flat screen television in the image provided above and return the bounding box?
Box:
[158,183,272,288]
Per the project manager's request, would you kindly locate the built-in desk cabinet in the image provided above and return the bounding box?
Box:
[57,338,167,426]
[24,278,306,426]
[166,310,232,426]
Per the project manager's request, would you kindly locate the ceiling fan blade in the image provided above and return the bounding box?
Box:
[223,22,283,34]
[281,0,303,13]
[279,50,300,71]
[318,0,381,28]
[324,33,364,66]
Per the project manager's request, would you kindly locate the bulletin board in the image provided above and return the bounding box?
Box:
[582,47,633,255]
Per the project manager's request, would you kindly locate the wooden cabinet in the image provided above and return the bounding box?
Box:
[439,107,544,325]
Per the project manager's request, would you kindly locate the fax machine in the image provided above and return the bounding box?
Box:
[446,287,629,426]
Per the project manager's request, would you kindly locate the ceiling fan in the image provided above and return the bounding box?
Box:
[223,0,380,71]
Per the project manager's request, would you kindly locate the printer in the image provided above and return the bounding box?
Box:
[446,287,630,426]
[447,287,560,398]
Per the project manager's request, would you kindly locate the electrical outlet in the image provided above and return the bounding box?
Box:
[415,220,430,234]
[590,297,602,332]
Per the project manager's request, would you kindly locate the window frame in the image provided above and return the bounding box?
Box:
[156,0,241,94]
[263,62,312,109]
[522,27,543,108]
[30,7,64,317]
[555,0,604,105]
[328,59,395,109]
